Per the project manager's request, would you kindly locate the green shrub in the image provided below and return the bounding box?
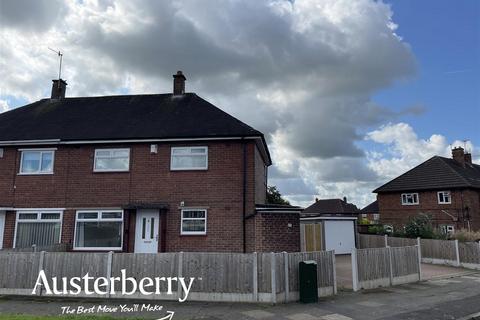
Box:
[404,214,437,238]
[368,225,385,235]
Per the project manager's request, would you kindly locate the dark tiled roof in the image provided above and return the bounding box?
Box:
[361,200,378,213]
[374,156,480,193]
[302,199,360,215]
[0,93,263,142]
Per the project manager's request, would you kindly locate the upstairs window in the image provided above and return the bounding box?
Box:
[401,193,419,205]
[171,147,208,170]
[438,191,451,204]
[94,148,130,172]
[19,150,55,174]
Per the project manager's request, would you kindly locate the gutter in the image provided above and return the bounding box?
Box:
[242,139,247,253]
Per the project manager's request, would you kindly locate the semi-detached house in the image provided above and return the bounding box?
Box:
[0,72,300,253]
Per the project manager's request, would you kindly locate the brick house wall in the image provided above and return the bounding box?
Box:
[378,189,480,231]
[249,212,300,252]
[0,140,281,252]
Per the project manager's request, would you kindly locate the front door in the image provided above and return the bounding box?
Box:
[0,211,5,250]
[134,209,159,253]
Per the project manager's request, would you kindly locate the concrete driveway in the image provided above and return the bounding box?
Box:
[335,254,472,290]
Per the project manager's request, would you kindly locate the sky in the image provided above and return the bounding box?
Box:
[0,0,478,208]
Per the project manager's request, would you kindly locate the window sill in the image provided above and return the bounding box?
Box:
[17,172,54,176]
[93,170,130,173]
[73,247,123,251]
[170,168,208,171]
[180,234,207,237]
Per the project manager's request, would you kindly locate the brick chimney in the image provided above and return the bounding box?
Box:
[173,71,186,95]
[465,152,472,165]
[452,147,465,167]
[51,79,67,99]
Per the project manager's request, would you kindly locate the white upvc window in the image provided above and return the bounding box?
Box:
[14,211,62,248]
[441,225,455,234]
[19,149,55,174]
[438,191,451,204]
[74,210,123,250]
[94,148,130,172]
[181,209,207,235]
[373,214,380,221]
[401,193,419,205]
[171,146,208,170]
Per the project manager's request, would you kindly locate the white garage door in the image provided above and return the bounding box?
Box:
[324,220,355,254]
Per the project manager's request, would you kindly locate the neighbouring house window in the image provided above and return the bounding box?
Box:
[438,191,451,204]
[19,150,55,174]
[15,211,62,248]
[441,225,455,234]
[94,149,130,172]
[361,214,367,219]
[181,209,207,235]
[74,210,123,250]
[401,193,419,205]
[373,214,380,221]
[171,147,208,170]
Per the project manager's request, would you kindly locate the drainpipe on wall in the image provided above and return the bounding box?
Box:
[242,139,247,253]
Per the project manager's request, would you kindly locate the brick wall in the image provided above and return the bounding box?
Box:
[250,212,300,252]
[0,140,273,252]
[378,189,480,231]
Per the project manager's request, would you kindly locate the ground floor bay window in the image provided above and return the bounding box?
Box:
[15,211,62,248]
[74,210,123,250]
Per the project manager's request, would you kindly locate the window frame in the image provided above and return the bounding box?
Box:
[170,146,208,171]
[93,148,130,173]
[401,193,419,205]
[18,149,56,175]
[180,208,207,235]
[437,191,452,204]
[13,210,63,248]
[73,209,124,251]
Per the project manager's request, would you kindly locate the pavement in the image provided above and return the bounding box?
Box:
[1,272,480,320]
[335,254,470,289]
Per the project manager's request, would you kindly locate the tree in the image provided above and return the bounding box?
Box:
[266,185,290,205]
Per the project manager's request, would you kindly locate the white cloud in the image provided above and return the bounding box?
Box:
[0,100,10,113]
[0,0,434,209]
[366,122,476,181]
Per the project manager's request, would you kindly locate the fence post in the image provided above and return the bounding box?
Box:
[384,234,388,247]
[332,252,337,295]
[387,246,393,286]
[106,251,113,298]
[416,244,422,281]
[270,252,277,304]
[37,251,45,296]
[177,252,184,301]
[32,244,37,253]
[351,248,359,292]
[283,252,289,303]
[252,252,258,302]
[454,240,460,267]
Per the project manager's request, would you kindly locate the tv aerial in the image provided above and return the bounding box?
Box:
[48,47,63,80]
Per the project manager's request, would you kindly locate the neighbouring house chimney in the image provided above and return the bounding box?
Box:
[51,79,67,99]
[452,147,466,167]
[173,71,186,95]
[343,196,347,203]
[465,152,472,165]
[315,197,319,202]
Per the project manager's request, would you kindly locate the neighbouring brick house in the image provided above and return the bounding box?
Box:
[374,147,480,233]
[0,72,300,253]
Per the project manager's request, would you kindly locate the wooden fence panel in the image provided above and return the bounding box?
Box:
[388,237,416,248]
[356,247,389,282]
[458,242,480,264]
[44,252,109,291]
[182,252,253,293]
[391,246,420,285]
[358,234,385,248]
[420,238,456,261]
[112,253,178,294]
[0,252,41,289]
[257,253,272,294]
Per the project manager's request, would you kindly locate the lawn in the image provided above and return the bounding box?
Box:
[0,316,146,320]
